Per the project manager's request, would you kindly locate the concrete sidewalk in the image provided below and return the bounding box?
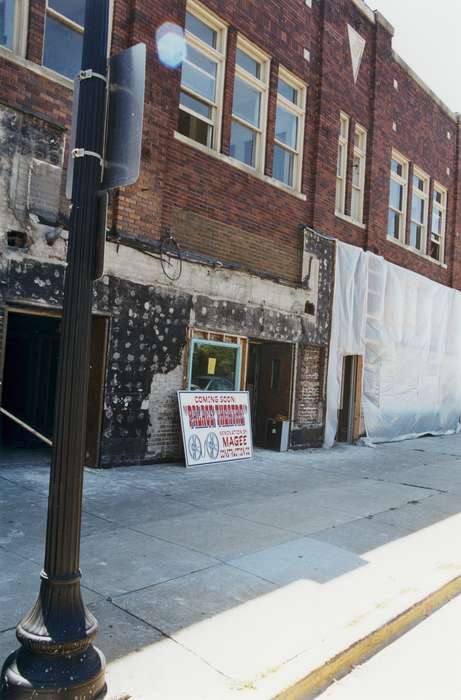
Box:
[2,436,461,698]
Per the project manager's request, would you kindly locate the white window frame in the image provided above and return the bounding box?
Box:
[387,150,408,244]
[351,123,367,224]
[410,166,429,253]
[0,0,29,56]
[230,35,270,173]
[430,182,447,263]
[335,112,349,215]
[272,66,306,192]
[179,0,227,151]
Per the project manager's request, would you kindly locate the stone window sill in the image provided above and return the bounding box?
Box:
[386,235,448,269]
[335,211,366,230]
[174,131,307,201]
[0,45,73,90]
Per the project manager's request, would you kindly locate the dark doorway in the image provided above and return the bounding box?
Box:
[247,341,294,448]
[1,312,59,447]
[1,309,109,467]
[337,355,363,443]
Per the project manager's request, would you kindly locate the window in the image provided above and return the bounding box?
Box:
[410,168,429,252]
[387,152,408,243]
[43,0,85,79]
[178,2,226,150]
[189,339,241,391]
[272,68,306,190]
[230,38,269,171]
[351,125,367,223]
[430,184,447,262]
[0,0,28,55]
[335,113,349,215]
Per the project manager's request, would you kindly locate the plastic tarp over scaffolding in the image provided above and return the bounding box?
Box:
[325,241,461,446]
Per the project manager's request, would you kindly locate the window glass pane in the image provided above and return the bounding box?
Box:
[275,105,298,150]
[413,174,425,191]
[278,78,297,104]
[185,11,217,48]
[49,0,85,26]
[351,188,360,221]
[434,189,443,205]
[181,46,217,101]
[430,241,440,260]
[180,91,212,119]
[355,129,365,151]
[43,16,83,79]
[232,77,261,127]
[273,144,294,186]
[391,159,403,177]
[352,155,361,187]
[190,343,239,391]
[178,109,213,147]
[236,48,260,78]
[230,120,256,167]
[340,117,348,139]
[0,0,15,50]
[432,208,443,236]
[388,211,400,239]
[411,194,424,224]
[337,143,344,177]
[389,180,403,211]
[410,223,422,249]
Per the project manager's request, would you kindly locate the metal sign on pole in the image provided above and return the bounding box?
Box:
[66,43,146,199]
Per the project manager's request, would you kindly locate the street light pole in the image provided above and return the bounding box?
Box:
[1,1,110,697]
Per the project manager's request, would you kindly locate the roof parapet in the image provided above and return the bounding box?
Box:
[392,50,457,122]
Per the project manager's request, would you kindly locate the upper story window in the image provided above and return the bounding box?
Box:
[43,0,85,79]
[387,152,408,243]
[351,125,367,224]
[335,113,349,215]
[230,38,270,171]
[410,168,429,252]
[430,183,447,262]
[0,0,28,55]
[272,68,306,191]
[178,2,226,150]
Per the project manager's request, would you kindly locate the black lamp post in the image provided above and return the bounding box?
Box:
[1,0,110,697]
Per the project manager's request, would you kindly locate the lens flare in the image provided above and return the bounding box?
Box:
[156,22,187,69]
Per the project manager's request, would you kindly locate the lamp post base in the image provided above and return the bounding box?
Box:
[1,646,106,700]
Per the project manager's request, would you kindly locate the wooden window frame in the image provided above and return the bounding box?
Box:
[387,150,408,245]
[351,123,367,224]
[430,182,447,263]
[1,0,29,56]
[179,0,227,152]
[230,35,270,174]
[272,66,306,193]
[410,166,429,253]
[335,112,349,216]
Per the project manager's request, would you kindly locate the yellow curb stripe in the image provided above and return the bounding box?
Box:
[276,575,461,700]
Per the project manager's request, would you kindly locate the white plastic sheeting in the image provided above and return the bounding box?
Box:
[325,241,461,446]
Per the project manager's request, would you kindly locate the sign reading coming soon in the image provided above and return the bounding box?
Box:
[178,391,253,467]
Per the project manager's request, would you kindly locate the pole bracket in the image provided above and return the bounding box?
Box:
[72,147,103,164]
[79,68,107,83]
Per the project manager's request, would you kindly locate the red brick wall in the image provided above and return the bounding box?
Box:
[1,0,460,289]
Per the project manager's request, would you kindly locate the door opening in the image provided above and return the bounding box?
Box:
[247,341,295,449]
[1,308,109,467]
[337,354,363,443]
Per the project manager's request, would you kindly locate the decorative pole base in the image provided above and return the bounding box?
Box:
[1,574,106,699]
[1,646,106,699]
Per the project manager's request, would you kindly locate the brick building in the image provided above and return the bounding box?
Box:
[0,0,459,466]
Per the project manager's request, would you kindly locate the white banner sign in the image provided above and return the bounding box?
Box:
[178,391,253,467]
